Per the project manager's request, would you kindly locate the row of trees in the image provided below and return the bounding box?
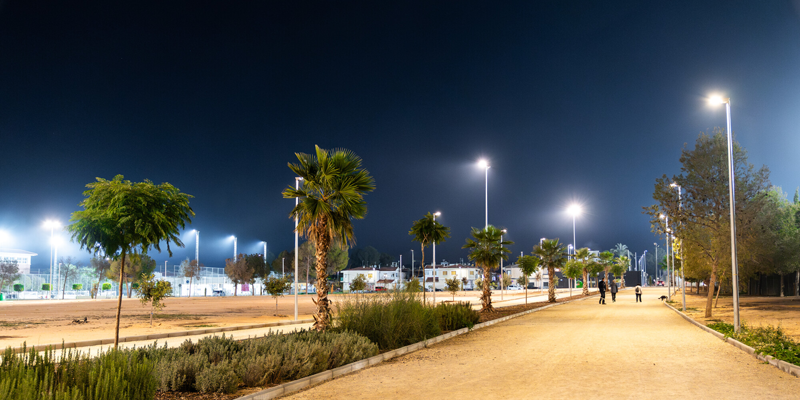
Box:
[646,130,800,318]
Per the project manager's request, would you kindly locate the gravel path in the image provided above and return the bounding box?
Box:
[283,288,800,399]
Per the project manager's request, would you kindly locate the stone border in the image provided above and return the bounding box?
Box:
[8,319,314,354]
[236,294,596,400]
[663,302,800,378]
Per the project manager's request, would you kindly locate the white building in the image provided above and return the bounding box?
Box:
[0,249,37,274]
[341,267,409,291]
[424,263,481,290]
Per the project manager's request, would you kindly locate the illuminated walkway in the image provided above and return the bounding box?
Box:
[284,288,800,399]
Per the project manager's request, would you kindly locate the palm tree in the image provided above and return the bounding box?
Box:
[611,243,629,258]
[409,212,451,304]
[574,247,593,295]
[462,225,513,312]
[614,255,630,288]
[599,251,615,286]
[533,239,568,303]
[516,255,541,304]
[283,145,376,331]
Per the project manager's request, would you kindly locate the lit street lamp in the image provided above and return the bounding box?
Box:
[500,229,507,300]
[660,214,673,299]
[567,204,581,259]
[433,211,441,305]
[478,159,490,228]
[709,94,741,332]
[43,220,61,299]
[191,229,199,271]
[230,235,237,261]
[671,182,686,312]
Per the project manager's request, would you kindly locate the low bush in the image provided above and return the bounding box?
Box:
[0,345,157,400]
[708,321,800,365]
[12,284,23,292]
[140,330,378,394]
[435,302,480,331]
[335,290,441,350]
[41,283,50,291]
[73,283,83,290]
[101,283,111,291]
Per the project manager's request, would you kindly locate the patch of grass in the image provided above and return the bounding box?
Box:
[707,321,800,365]
[148,313,200,320]
[185,324,218,328]
[0,321,43,328]
[685,307,699,312]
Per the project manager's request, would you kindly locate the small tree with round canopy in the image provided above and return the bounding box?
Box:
[516,255,541,304]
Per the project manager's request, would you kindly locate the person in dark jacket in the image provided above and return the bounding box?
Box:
[598,279,607,305]
[610,279,618,302]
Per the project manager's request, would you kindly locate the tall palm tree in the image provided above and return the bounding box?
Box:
[463,225,513,312]
[574,247,593,295]
[614,255,630,288]
[409,212,451,303]
[533,239,567,303]
[283,145,375,331]
[611,243,629,258]
[599,251,616,286]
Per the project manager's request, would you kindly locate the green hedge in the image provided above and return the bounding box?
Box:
[0,346,157,400]
[73,284,83,290]
[708,322,800,365]
[102,283,112,291]
[41,283,50,291]
[13,284,23,292]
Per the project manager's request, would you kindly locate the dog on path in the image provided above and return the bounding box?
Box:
[658,295,668,301]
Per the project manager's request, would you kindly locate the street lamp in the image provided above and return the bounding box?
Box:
[500,229,507,301]
[477,159,490,228]
[671,183,686,312]
[653,243,659,283]
[539,238,546,292]
[567,204,582,258]
[660,214,672,299]
[43,220,61,299]
[294,176,303,321]
[262,241,267,267]
[191,229,199,272]
[230,236,237,261]
[709,94,741,332]
[411,249,415,279]
[433,211,441,304]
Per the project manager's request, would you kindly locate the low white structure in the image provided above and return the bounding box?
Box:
[0,249,37,274]
[424,263,481,290]
[341,267,408,291]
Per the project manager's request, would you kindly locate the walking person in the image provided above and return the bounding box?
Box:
[610,279,618,303]
[634,284,642,302]
[598,278,606,305]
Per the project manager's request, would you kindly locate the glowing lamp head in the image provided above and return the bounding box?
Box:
[43,220,61,230]
[708,95,728,105]
[434,211,441,217]
[477,159,489,169]
[567,204,582,216]
[501,229,507,233]
[670,182,678,188]
[659,214,665,219]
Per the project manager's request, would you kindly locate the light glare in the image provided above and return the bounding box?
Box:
[567,204,582,216]
[477,159,489,169]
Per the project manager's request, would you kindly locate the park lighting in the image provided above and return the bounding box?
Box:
[294,177,303,321]
[567,204,582,258]
[0,229,10,245]
[654,243,659,281]
[659,214,673,299]
[262,241,268,266]
[477,159,490,228]
[708,93,741,332]
[432,212,441,304]
[501,229,507,300]
[190,230,200,271]
[670,183,686,312]
[230,235,237,260]
[43,220,61,299]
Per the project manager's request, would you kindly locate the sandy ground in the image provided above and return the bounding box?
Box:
[0,289,575,349]
[283,287,800,400]
[666,289,800,340]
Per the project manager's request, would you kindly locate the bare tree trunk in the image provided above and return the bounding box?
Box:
[188,278,192,298]
[306,258,310,295]
[714,276,722,308]
[150,305,154,327]
[780,274,785,297]
[582,269,589,296]
[312,222,332,330]
[704,263,717,318]
[548,267,556,303]
[524,280,528,304]
[114,251,126,349]
[420,244,426,305]
[480,264,494,312]
[795,271,799,298]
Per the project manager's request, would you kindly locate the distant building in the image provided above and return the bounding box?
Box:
[0,249,38,274]
[424,262,481,290]
[340,267,408,291]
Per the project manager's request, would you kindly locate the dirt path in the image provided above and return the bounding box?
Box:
[283,288,800,399]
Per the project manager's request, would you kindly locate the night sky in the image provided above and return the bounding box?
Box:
[2,1,799,272]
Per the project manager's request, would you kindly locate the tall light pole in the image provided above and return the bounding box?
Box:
[43,220,60,299]
[263,241,267,266]
[193,230,200,269]
[567,204,582,259]
[671,183,687,312]
[411,249,415,279]
[294,177,303,321]
[231,236,237,261]
[432,211,441,305]
[478,159,490,228]
[398,255,403,287]
[709,95,741,332]
[500,229,507,300]
[539,237,545,292]
[660,214,671,299]
[654,243,659,283]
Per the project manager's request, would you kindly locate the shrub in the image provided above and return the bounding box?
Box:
[334,290,441,350]
[435,302,480,331]
[0,346,157,400]
[708,321,800,365]
[73,283,83,290]
[405,277,421,293]
[350,274,367,292]
[102,282,112,291]
[13,284,23,292]
[195,361,239,393]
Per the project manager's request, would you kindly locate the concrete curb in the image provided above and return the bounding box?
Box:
[236,293,596,400]
[7,318,315,354]
[663,302,800,378]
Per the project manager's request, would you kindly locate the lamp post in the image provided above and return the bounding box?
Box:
[191,230,199,270]
[411,249,414,280]
[232,236,237,261]
[263,241,267,266]
[709,95,741,332]
[500,229,507,301]
[433,212,441,305]
[671,183,687,312]
[653,243,659,283]
[294,176,303,321]
[43,220,61,299]
[478,159,489,228]
[660,214,672,299]
[567,204,582,259]
[539,237,545,292]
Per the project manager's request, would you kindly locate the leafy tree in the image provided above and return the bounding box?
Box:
[574,247,598,294]
[13,284,23,292]
[102,282,111,291]
[137,273,172,327]
[57,256,83,299]
[563,259,583,297]
[225,254,252,296]
[611,243,629,258]
[598,251,615,286]
[410,212,451,304]
[89,257,111,297]
[0,260,20,292]
[67,175,192,348]
[517,255,540,304]
[272,250,294,276]
[463,225,513,312]
[181,258,203,297]
[263,275,292,312]
[533,239,567,303]
[644,130,770,318]
[283,145,376,331]
[502,273,512,289]
[108,253,152,298]
[405,276,421,293]
[72,283,83,290]
[612,256,629,288]
[245,254,267,295]
[298,241,316,293]
[350,274,367,292]
[379,252,394,267]
[445,277,460,301]
[354,246,381,267]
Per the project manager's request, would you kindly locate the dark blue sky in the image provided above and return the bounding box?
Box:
[2,1,799,272]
